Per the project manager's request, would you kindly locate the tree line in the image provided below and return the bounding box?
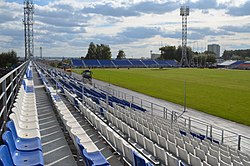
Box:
[159,45,216,65]
[222,49,250,60]
[83,42,216,65]
[0,50,19,68]
[83,42,126,60]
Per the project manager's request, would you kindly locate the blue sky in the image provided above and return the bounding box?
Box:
[0,0,250,58]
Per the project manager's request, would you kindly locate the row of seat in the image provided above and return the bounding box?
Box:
[38,63,158,166]
[105,100,250,166]
[76,94,154,166]
[36,65,110,166]
[0,63,44,166]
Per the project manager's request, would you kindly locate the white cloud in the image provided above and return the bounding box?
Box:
[0,0,250,58]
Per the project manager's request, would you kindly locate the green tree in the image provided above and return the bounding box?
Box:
[0,50,19,68]
[160,46,176,60]
[116,50,126,59]
[85,42,112,59]
[85,42,97,59]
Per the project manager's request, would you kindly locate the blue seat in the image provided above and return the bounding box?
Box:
[133,151,153,166]
[82,149,110,166]
[6,121,42,151]
[190,132,197,138]
[0,145,14,166]
[2,131,44,166]
[180,130,187,136]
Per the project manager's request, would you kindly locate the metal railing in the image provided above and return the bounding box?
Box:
[93,82,250,153]
[0,61,28,138]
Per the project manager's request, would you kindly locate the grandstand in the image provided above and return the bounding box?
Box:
[1,60,250,166]
[217,60,245,68]
[71,59,179,68]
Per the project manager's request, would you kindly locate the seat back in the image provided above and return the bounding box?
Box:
[0,145,14,166]
[2,131,16,156]
[6,121,18,140]
[133,151,147,166]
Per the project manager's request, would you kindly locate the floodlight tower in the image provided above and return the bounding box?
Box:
[23,0,34,60]
[180,6,189,67]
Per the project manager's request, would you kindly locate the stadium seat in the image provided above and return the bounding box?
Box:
[0,145,14,166]
[167,152,179,166]
[2,131,44,166]
[207,153,219,166]
[9,113,41,138]
[6,121,42,151]
[82,149,110,166]
[154,144,166,165]
[189,153,202,166]
[177,146,189,164]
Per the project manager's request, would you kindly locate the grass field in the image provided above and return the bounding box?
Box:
[74,68,250,126]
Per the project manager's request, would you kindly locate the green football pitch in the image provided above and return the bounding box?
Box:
[74,68,250,126]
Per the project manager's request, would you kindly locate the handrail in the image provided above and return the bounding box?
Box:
[0,61,29,139]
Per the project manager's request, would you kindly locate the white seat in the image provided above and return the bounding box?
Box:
[123,143,133,163]
[191,138,199,148]
[12,107,37,116]
[167,152,178,166]
[158,135,167,150]
[177,146,189,164]
[167,140,177,156]
[154,144,166,165]
[10,113,39,129]
[129,127,137,142]
[189,153,202,166]
[200,144,208,154]
[195,147,206,162]
[221,153,231,165]
[231,154,241,163]
[80,141,99,153]
[107,128,116,147]
[144,137,155,156]
[143,127,151,139]
[114,134,124,155]
[10,113,41,138]
[136,132,145,148]
[150,130,159,144]
[137,123,144,134]
[242,159,250,166]
[207,153,219,166]
[220,160,231,166]
[168,133,175,144]
[203,161,211,166]
[232,160,244,166]
[176,137,185,149]
[12,109,38,122]
[185,142,195,155]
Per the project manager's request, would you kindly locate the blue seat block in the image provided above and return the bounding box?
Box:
[0,145,14,166]
[2,131,44,166]
[82,149,110,166]
[6,121,42,151]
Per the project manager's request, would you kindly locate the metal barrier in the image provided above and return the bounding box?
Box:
[0,61,28,138]
[93,82,250,153]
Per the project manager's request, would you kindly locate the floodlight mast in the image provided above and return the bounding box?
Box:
[180,6,190,67]
[24,0,34,60]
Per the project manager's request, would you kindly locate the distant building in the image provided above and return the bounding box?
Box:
[208,44,220,58]
[151,53,161,60]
